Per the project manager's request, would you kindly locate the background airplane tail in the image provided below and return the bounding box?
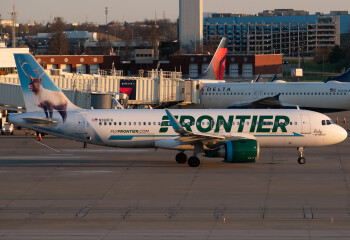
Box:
[194,37,227,80]
[14,53,80,113]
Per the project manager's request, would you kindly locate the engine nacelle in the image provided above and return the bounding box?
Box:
[205,139,259,163]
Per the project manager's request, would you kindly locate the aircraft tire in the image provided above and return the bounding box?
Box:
[176,152,187,164]
[298,157,306,164]
[188,156,200,167]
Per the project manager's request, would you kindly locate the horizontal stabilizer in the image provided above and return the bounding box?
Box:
[23,117,58,125]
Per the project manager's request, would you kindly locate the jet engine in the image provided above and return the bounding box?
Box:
[205,139,259,163]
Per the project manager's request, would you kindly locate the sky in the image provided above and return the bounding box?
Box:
[1,0,349,24]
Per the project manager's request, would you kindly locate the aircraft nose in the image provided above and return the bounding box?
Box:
[336,126,348,143]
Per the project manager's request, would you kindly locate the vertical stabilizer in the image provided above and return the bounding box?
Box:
[194,37,227,80]
[14,54,80,122]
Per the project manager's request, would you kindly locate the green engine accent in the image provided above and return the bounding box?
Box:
[225,139,259,163]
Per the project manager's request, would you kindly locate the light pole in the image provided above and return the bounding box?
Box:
[12,0,16,48]
[0,14,2,37]
[105,7,108,39]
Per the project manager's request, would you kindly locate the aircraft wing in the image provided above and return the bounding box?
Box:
[165,109,253,147]
[227,94,298,109]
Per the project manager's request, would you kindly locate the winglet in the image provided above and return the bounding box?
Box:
[273,93,281,100]
[270,74,277,82]
[164,109,187,135]
[254,74,261,82]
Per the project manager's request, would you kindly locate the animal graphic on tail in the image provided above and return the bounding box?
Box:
[18,58,69,122]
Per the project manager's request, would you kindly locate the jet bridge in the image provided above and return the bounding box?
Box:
[0,70,200,111]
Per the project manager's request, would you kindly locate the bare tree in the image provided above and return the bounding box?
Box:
[96,37,112,55]
[48,17,69,55]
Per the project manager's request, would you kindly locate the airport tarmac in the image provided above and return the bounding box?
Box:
[0,114,350,240]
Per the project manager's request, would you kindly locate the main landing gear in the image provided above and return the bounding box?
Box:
[175,152,187,164]
[175,145,203,168]
[297,147,306,164]
[188,156,200,167]
[176,151,200,167]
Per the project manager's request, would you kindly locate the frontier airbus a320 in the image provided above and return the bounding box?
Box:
[8,54,347,167]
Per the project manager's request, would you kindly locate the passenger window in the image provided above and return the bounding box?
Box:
[114,122,116,126]
[295,122,297,125]
[99,122,102,126]
[134,122,136,126]
[153,122,156,125]
[144,122,146,125]
[290,122,293,125]
[104,122,107,126]
[119,122,122,126]
[109,122,112,126]
[129,122,131,126]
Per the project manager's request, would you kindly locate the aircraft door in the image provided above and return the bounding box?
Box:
[301,114,311,134]
[253,90,263,100]
[76,113,87,135]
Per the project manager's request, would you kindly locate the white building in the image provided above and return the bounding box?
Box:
[0,48,30,74]
[179,0,203,52]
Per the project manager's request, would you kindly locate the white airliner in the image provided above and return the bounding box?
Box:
[200,81,350,112]
[196,37,350,112]
[7,54,347,167]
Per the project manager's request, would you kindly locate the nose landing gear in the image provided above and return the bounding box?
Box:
[297,147,306,164]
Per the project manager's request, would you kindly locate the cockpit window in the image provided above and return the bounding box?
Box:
[322,120,334,125]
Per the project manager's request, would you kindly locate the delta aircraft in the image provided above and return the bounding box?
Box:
[200,81,350,112]
[8,54,347,167]
[198,38,350,112]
